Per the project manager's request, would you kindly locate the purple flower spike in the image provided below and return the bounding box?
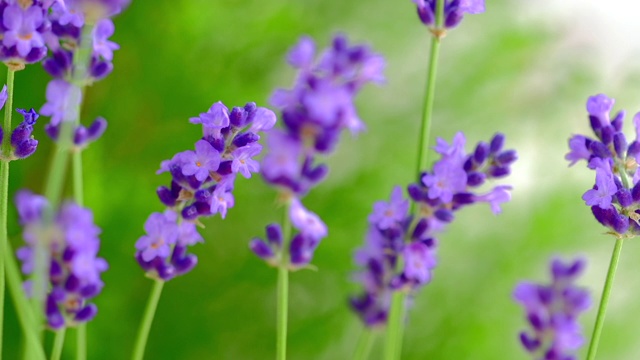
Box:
[351,131,516,327]
[10,108,40,159]
[263,34,383,194]
[15,190,108,328]
[514,258,591,358]
[566,94,640,236]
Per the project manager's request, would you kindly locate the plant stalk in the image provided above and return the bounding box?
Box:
[385,1,445,359]
[0,66,16,358]
[586,238,624,360]
[276,199,292,360]
[132,280,165,360]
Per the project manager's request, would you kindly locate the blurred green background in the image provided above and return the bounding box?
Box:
[5,0,640,359]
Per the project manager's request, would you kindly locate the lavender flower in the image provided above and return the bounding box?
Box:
[514,258,591,359]
[566,94,640,235]
[0,104,41,160]
[0,1,50,69]
[251,35,384,270]
[350,132,517,326]
[412,0,486,29]
[136,101,275,280]
[250,198,328,270]
[15,190,108,329]
[262,34,385,195]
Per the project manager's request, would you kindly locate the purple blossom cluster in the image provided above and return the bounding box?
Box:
[250,35,384,270]
[0,0,50,68]
[251,197,328,270]
[412,0,486,29]
[514,258,591,360]
[350,132,517,326]
[566,94,640,235]
[0,85,41,160]
[36,0,126,148]
[264,34,385,195]
[136,101,276,280]
[15,190,107,329]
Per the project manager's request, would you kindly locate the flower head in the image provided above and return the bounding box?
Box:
[514,258,591,359]
[412,0,485,29]
[262,34,384,196]
[566,94,640,235]
[1,3,48,67]
[138,100,275,279]
[15,190,107,329]
[350,132,516,327]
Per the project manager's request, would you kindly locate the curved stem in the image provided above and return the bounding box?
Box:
[353,328,376,360]
[586,238,624,360]
[5,242,45,359]
[276,200,292,360]
[51,328,66,360]
[132,280,165,360]
[0,66,15,357]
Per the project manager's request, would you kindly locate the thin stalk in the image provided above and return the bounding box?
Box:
[72,151,84,206]
[276,200,292,360]
[413,17,443,184]
[37,23,94,359]
[131,280,165,360]
[72,149,85,360]
[51,329,66,360]
[383,291,406,360]
[0,66,16,358]
[586,238,624,360]
[70,26,94,360]
[76,324,86,360]
[353,328,376,360]
[4,242,45,359]
[385,1,445,359]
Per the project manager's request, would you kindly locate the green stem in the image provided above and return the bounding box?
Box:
[4,243,45,360]
[276,200,292,360]
[72,151,84,206]
[51,329,66,360]
[0,66,15,358]
[132,280,165,360]
[76,324,86,360]
[413,16,443,184]
[586,238,624,360]
[353,328,376,360]
[385,1,445,359]
[383,291,406,360]
[72,149,85,360]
